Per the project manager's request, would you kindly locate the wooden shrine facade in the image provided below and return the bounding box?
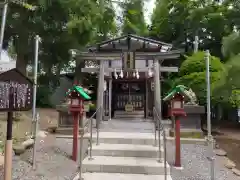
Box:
[75,34,182,119]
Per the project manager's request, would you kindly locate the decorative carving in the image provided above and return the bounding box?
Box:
[184,88,198,105]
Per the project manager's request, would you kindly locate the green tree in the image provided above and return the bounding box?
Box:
[213,54,240,107]
[3,0,116,79]
[222,32,240,59]
[150,0,234,58]
[121,0,148,35]
[176,51,224,105]
[213,30,240,107]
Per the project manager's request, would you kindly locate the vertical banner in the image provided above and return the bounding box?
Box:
[129,52,134,69]
[124,52,128,69]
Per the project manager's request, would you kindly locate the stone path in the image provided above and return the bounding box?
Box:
[0,118,239,180]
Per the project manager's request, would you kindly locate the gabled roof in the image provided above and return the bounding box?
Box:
[66,85,91,100]
[163,85,191,102]
[88,34,173,52]
[0,68,33,84]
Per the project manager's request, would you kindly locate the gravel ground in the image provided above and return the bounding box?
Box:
[0,135,80,180]
[166,141,240,180]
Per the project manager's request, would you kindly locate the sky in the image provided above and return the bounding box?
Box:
[144,0,156,24]
[1,50,13,62]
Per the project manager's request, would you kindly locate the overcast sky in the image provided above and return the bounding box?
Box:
[1,51,13,62]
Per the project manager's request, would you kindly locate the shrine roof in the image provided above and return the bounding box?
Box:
[66,85,91,100]
[0,68,33,84]
[87,34,173,52]
[163,85,191,102]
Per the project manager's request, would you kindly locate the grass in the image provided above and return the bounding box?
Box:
[0,108,59,154]
[216,137,240,169]
[0,112,32,146]
[169,130,204,139]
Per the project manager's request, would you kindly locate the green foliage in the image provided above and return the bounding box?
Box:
[11,0,37,10]
[36,86,52,108]
[229,90,240,107]
[213,54,240,106]
[177,51,224,105]
[222,32,240,59]
[176,71,222,105]
[3,0,116,78]
[179,51,224,76]
[121,0,148,35]
[150,0,235,58]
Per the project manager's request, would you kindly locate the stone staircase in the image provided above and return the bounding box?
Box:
[74,132,172,180]
[114,110,145,119]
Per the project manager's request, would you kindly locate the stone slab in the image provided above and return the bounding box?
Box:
[82,156,170,175]
[74,173,172,180]
[85,132,156,145]
[91,143,163,158]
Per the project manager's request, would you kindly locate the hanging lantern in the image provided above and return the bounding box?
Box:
[148,68,153,77]
[133,72,136,77]
[120,69,124,78]
[114,69,118,79]
[136,69,139,79]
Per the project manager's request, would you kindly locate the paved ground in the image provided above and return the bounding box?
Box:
[0,118,239,180]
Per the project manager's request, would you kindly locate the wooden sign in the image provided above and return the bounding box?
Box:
[0,69,33,112]
[125,104,133,112]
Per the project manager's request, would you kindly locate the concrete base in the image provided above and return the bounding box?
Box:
[173,166,184,170]
[74,173,172,180]
[82,156,170,175]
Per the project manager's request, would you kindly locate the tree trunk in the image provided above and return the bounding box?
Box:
[74,59,85,84]
[15,36,28,76]
[16,54,27,76]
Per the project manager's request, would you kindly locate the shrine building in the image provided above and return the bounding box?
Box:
[75,34,182,120]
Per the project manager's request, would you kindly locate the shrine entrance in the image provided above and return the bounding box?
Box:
[76,34,181,121]
[113,81,145,111]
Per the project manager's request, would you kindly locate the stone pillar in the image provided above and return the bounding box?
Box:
[154,59,163,161]
[96,60,105,127]
[109,78,112,120]
[145,74,149,118]
[153,59,161,116]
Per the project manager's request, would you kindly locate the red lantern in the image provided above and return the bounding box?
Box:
[66,86,91,161]
[170,93,186,117]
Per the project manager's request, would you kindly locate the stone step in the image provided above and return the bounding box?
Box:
[114,114,144,120]
[85,132,159,145]
[91,143,163,158]
[114,111,145,119]
[82,156,170,175]
[114,111,145,115]
[74,173,172,180]
[54,127,88,135]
